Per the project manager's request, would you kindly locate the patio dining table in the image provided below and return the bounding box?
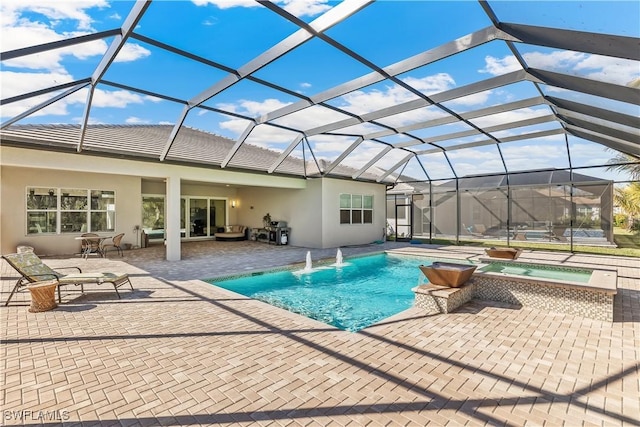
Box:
[75,235,112,259]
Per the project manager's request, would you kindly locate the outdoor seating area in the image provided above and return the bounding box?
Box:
[1,241,638,425]
[214,225,248,241]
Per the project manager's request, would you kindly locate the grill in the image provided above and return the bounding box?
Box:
[266,221,290,245]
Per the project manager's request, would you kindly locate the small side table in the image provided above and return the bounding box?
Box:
[27,280,58,313]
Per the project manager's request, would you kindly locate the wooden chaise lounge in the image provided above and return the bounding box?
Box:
[484,247,522,260]
[419,262,477,288]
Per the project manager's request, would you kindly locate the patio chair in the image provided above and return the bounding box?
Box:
[102,233,125,257]
[2,251,133,306]
[80,232,101,256]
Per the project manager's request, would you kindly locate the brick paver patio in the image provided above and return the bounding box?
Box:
[1,241,638,426]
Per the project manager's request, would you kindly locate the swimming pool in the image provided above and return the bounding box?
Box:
[210,253,438,332]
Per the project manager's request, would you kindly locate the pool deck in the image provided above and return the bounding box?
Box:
[1,241,639,426]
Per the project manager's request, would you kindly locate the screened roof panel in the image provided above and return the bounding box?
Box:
[405,121,478,142]
[558,109,639,138]
[324,1,492,66]
[394,157,430,183]
[542,88,640,119]
[200,78,302,112]
[490,119,563,140]
[567,136,625,169]
[325,78,422,115]
[439,81,542,114]
[469,105,554,128]
[373,104,450,129]
[447,145,507,177]
[133,1,297,69]
[517,44,640,87]
[269,105,352,132]
[251,37,374,96]
[396,40,520,91]
[334,140,390,171]
[489,1,640,37]
[102,41,230,101]
[501,135,571,172]
[1,0,638,184]
[416,151,456,180]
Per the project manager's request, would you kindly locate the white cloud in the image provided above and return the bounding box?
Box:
[279,0,332,17]
[125,116,150,124]
[90,87,149,108]
[1,70,75,98]
[192,0,331,16]
[114,43,151,62]
[447,90,493,107]
[1,2,155,122]
[192,0,259,9]
[335,73,455,116]
[479,51,640,86]
[0,70,157,120]
[0,0,109,31]
[479,55,521,75]
[218,98,292,116]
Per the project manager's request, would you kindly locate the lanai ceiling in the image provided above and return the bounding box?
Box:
[1,0,639,184]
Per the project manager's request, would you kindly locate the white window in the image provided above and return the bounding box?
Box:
[26,187,115,235]
[340,194,373,224]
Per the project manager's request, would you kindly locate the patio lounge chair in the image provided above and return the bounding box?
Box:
[2,251,133,305]
[462,224,485,238]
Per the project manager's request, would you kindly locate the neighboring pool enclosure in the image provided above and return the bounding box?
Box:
[387,170,615,247]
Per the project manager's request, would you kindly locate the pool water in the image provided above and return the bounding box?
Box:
[479,262,592,283]
[211,253,435,332]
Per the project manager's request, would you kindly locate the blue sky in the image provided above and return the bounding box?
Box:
[1,0,639,182]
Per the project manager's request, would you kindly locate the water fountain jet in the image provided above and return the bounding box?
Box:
[304,251,312,271]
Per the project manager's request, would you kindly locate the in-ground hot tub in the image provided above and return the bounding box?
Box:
[412,258,617,322]
[472,259,618,322]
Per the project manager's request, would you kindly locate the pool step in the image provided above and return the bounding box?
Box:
[412,282,475,314]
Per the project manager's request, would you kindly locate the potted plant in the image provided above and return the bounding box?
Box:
[262,213,272,228]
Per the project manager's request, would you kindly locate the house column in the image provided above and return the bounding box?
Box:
[165,175,181,261]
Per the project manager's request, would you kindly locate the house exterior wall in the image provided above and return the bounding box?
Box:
[321,178,386,248]
[1,146,386,254]
[1,165,142,256]
[235,178,386,249]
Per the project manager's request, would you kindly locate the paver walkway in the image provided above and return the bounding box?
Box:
[1,241,639,426]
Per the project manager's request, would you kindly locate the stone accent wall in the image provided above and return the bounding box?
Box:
[413,283,476,315]
[472,275,614,322]
[414,274,615,322]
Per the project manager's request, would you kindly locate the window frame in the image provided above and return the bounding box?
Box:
[26,187,116,235]
[339,193,373,225]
